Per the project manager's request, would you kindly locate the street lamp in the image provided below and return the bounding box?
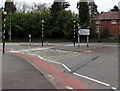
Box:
[2,11,8,54]
[41,19,44,47]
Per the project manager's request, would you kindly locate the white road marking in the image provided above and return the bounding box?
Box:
[111,87,117,90]
[47,75,55,81]
[47,75,53,78]
[73,72,110,87]
[65,86,74,89]
[12,48,48,52]
[62,64,71,72]
[74,52,78,54]
[52,49,69,53]
[38,55,62,65]
[10,51,20,53]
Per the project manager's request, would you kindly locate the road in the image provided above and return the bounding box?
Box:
[0,43,118,90]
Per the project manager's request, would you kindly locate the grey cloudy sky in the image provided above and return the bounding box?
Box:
[0,0,119,13]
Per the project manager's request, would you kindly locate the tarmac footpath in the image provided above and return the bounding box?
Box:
[2,52,56,90]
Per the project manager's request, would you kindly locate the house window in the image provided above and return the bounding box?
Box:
[96,21,101,24]
[111,20,117,24]
[96,26,101,33]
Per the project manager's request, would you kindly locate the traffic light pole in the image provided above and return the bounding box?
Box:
[73,25,76,46]
[78,32,80,48]
[42,23,44,47]
[3,18,6,54]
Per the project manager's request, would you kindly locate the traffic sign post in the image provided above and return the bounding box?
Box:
[29,34,31,45]
[87,35,89,47]
[78,29,90,47]
[78,32,80,48]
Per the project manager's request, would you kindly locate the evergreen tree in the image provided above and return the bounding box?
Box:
[4,1,16,13]
[51,2,63,14]
[49,1,70,38]
[110,5,119,11]
[77,0,90,28]
[50,1,70,14]
[89,1,99,18]
[62,2,70,9]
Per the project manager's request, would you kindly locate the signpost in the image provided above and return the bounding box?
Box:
[78,29,90,47]
[29,34,31,45]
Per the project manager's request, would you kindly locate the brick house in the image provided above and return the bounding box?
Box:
[91,11,120,37]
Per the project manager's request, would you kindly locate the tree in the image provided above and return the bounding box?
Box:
[49,1,70,38]
[62,2,70,9]
[77,0,90,28]
[110,5,119,11]
[29,3,48,13]
[15,2,48,13]
[50,1,70,15]
[50,1,70,13]
[4,1,16,13]
[89,1,99,18]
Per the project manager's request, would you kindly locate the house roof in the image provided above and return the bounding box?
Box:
[92,11,120,20]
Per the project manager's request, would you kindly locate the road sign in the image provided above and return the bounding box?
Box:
[78,29,90,35]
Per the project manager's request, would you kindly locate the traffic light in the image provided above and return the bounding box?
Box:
[3,11,7,16]
[41,19,45,23]
[73,20,77,24]
[2,11,8,19]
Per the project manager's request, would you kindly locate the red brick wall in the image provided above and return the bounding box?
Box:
[92,19,119,36]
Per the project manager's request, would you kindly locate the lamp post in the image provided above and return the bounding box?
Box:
[2,11,7,54]
[41,19,44,47]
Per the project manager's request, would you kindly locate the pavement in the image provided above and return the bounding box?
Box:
[2,52,56,90]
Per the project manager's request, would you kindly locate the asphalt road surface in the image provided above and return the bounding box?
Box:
[0,43,118,90]
[28,46,118,89]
